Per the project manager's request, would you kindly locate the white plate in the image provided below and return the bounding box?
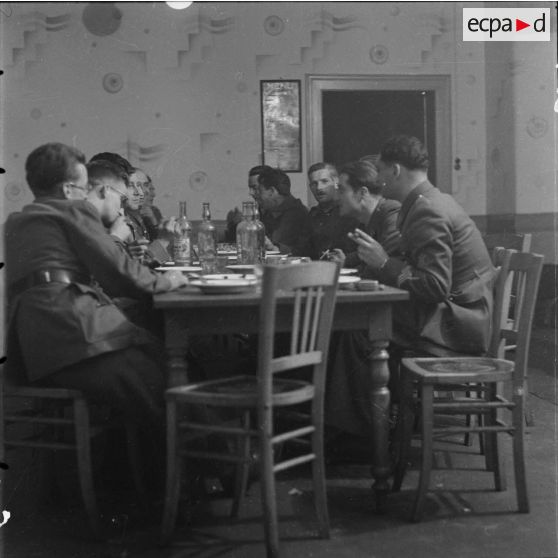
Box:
[202,274,256,281]
[226,264,257,272]
[340,268,359,275]
[217,250,237,256]
[265,250,281,255]
[156,265,203,272]
[190,279,256,295]
[338,276,361,288]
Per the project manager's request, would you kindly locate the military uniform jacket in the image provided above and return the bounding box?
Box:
[378,181,495,354]
[261,195,311,254]
[4,198,173,382]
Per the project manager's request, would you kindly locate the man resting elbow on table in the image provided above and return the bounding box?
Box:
[4,143,187,489]
[326,137,495,455]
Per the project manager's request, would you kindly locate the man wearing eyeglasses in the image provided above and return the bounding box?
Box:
[4,143,188,493]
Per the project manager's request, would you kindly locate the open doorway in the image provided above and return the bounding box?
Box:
[307,75,451,192]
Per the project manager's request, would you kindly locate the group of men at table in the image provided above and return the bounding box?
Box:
[4,135,495,485]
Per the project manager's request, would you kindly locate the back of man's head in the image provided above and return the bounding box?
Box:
[89,152,133,177]
[340,160,382,195]
[86,159,127,188]
[307,162,338,180]
[258,168,291,196]
[380,135,429,171]
[25,143,86,197]
[248,165,273,178]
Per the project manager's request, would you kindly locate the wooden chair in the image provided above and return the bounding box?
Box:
[160,262,340,557]
[483,232,532,256]
[393,250,543,521]
[0,373,145,538]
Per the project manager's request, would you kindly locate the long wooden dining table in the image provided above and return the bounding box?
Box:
[154,283,409,510]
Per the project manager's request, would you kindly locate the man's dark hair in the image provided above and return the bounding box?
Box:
[339,160,382,196]
[380,135,429,171]
[89,152,134,176]
[248,165,273,177]
[25,142,86,197]
[307,162,338,180]
[257,168,291,196]
[86,159,127,187]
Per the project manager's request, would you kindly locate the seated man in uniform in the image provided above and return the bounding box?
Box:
[324,161,402,448]
[297,162,358,260]
[139,171,164,239]
[326,160,401,273]
[4,143,187,490]
[255,167,312,254]
[357,135,495,354]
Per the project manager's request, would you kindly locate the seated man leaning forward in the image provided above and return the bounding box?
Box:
[255,167,312,254]
[361,134,496,354]
[298,162,358,260]
[4,143,187,458]
[329,159,401,274]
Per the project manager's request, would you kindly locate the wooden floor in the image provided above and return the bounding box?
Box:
[2,326,557,558]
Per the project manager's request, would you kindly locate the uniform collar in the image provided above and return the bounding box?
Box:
[397,180,435,229]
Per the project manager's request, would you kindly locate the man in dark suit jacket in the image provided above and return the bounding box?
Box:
[256,167,312,255]
[4,143,187,443]
[297,162,358,260]
[327,160,401,273]
[357,135,495,354]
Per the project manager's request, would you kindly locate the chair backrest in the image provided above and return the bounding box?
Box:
[483,232,532,259]
[493,251,544,387]
[257,262,339,409]
[488,247,513,358]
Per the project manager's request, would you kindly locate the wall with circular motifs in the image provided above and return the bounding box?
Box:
[1,2,556,229]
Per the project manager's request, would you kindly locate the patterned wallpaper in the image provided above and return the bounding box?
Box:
[1,1,556,223]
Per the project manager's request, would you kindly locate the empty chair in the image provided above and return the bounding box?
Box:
[393,250,543,521]
[1,370,146,538]
[160,261,339,557]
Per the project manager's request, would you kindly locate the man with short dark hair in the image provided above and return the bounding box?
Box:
[225,165,274,243]
[256,167,311,254]
[330,159,401,273]
[361,135,495,353]
[4,143,186,458]
[299,162,358,259]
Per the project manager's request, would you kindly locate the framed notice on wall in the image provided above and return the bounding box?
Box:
[260,80,302,172]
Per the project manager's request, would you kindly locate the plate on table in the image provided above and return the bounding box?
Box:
[265,250,281,256]
[217,250,237,256]
[340,268,359,275]
[155,265,203,273]
[203,274,256,281]
[338,276,361,289]
[190,278,257,295]
[226,264,258,273]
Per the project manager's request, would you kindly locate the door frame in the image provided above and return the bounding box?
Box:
[306,74,452,191]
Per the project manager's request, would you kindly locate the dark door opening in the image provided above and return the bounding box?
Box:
[322,89,436,181]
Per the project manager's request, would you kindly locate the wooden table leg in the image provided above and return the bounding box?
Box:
[165,312,189,387]
[368,339,391,513]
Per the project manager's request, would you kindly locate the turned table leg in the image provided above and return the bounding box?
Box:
[368,339,391,513]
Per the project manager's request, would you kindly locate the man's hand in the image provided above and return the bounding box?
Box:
[163,270,188,289]
[348,228,389,271]
[264,236,279,252]
[110,215,133,242]
[128,239,150,261]
[326,248,346,266]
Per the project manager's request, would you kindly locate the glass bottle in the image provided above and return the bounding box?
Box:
[253,203,266,263]
[173,201,192,265]
[198,202,217,273]
[236,201,259,264]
